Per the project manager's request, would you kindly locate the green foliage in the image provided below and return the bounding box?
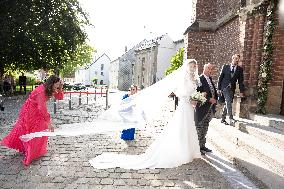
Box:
[61,43,95,77]
[26,75,37,85]
[0,0,91,77]
[256,0,278,114]
[92,77,98,85]
[165,48,184,76]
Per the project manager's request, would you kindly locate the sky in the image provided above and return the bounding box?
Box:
[79,0,193,60]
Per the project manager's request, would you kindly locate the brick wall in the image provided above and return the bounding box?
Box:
[185,0,284,116]
[212,17,241,81]
[216,0,241,20]
[266,11,284,113]
[193,0,217,22]
[271,12,284,87]
[242,13,266,90]
[185,31,214,75]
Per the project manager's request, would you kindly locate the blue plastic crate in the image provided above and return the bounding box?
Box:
[120,128,135,140]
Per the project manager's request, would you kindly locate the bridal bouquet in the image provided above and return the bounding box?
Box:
[189,91,207,106]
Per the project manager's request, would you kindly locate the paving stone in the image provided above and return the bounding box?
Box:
[97,171,109,178]
[120,173,132,179]
[100,178,114,185]
[113,179,126,186]
[150,179,163,187]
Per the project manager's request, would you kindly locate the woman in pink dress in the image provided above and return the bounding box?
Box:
[0,75,64,165]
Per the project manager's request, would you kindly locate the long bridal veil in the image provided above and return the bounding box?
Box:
[20,59,199,142]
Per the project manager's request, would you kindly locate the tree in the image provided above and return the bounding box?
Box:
[0,0,91,78]
[61,43,95,77]
[92,77,98,85]
[165,48,184,76]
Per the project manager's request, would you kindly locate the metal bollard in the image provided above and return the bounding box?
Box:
[53,98,57,114]
[94,87,97,101]
[87,88,89,104]
[69,93,72,110]
[105,88,108,109]
[79,91,82,105]
[0,94,4,111]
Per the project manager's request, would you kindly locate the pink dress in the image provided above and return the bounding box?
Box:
[0,84,64,165]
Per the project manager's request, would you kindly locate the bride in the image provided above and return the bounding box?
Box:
[89,59,202,169]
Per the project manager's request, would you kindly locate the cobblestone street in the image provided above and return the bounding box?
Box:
[0,94,240,189]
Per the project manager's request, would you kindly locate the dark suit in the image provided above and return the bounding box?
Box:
[195,75,217,148]
[19,75,27,94]
[218,64,245,120]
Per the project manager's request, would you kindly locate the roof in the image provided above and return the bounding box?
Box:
[135,34,166,51]
[84,53,111,69]
[174,39,184,44]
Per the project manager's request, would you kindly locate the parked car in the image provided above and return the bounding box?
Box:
[63,83,73,91]
[73,83,86,90]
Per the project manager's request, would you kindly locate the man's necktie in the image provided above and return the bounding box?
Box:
[231,65,235,78]
[231,65,235,73]
[207,78,215,98]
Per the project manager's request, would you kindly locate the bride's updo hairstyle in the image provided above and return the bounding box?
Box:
[186,59,197,65]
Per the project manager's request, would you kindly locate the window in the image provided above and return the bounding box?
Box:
[142,57,145,73]
[101,64,104,70]
[101,72,104,76]
[100,80,104,85]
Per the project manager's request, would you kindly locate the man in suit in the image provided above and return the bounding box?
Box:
[218,54,245,125]
[196,63,217,155]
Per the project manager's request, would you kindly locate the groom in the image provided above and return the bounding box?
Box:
[195,63,217,155]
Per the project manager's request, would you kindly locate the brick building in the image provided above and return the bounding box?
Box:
[184,0,284,117]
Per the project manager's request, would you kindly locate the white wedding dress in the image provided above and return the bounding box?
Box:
[89,62,201,169]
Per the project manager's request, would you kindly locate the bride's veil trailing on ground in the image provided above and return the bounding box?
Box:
[20,59,199,141]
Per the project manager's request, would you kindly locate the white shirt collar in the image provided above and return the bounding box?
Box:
[203,74,211,82]
[231,64,237,69]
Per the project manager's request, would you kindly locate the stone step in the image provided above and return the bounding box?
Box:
[236,118,284,151]
[203,146,259,189]
[249,114,284,133]
[207,119,284,189]
[210,119,284,169]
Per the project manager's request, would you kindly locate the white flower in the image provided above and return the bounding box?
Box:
[262,73,267,78]
[189,91,207,105]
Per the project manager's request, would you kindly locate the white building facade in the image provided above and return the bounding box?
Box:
[75,53,111,86]
[108,58,119,89]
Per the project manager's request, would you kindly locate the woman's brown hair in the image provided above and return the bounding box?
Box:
[44,75,60,97]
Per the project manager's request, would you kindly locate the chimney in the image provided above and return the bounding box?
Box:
[125,46,128,52]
